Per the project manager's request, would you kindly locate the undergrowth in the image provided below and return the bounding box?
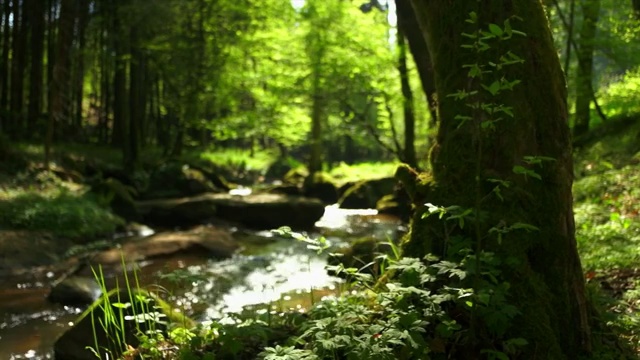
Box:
[0,189,123,239]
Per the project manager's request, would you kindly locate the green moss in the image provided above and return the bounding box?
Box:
[0,190,124,239]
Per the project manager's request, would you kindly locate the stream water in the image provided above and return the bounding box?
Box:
[0,205,404,359]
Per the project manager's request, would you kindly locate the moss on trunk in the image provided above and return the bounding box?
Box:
[404,0,591,358]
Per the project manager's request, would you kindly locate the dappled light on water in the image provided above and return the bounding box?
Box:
[0,204,404,359]
[315,204,378,229]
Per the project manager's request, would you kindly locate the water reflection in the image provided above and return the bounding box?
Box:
[0,204,403,359]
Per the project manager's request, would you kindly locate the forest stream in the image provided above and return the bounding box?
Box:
[0,205,405,359]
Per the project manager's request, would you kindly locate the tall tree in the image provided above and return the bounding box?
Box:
[402,0,591,357]
[394,0,437,123]
[396,30,417,168]
[9,0,28,137]
[574,0,601,137]
[46,0,78,166]
[303,0,334,175]
[28,0,47,136]
[0,0,11,133]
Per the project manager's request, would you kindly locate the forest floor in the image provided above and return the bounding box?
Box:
[0,120,639,355]
[573,116,640,354]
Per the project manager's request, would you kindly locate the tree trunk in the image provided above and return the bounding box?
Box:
[111,0,130,164]
[127,24,143,172]
[308,70,324,175]
[574,0,600,138]
[72,0,90,140]
[395,0,437,123]
[46,0,58,118]
[9,0,28,138]
[403,1,591,357]
[0,0,11,133]
[27,0,46,137]
[396,30,417,168]
[46,0,77,167]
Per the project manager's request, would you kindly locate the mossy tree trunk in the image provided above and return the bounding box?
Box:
[403,1,591,358]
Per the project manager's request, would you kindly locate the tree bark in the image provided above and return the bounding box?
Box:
[396,30,417,168]
[574,0,600,138]
[395,0,437,123]
[403,0,591,357]
[9,0,28,137]
[72,0,90,140]
[128,24,143,172]
[27,0,46,137]
[0,0,11,133]
[46,0,77,166]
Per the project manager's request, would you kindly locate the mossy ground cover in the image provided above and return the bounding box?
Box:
[573,119,640,355]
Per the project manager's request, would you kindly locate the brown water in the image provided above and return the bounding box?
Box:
[0,205,404,359]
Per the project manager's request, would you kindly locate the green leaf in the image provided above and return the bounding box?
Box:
[511,222,540,232]
[489,23,503,37]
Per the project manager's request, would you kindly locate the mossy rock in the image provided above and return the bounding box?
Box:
[376,193,411,221]
[268,184,302,196]
[48,276,101,307]
[283,167,309,185]
[265,156,302,180]
[339,177,397,209]
[142,162,220,199]
[328,237,393,277]
[303,172,338,204]
[54,288,194,360]
[89,177,139,221]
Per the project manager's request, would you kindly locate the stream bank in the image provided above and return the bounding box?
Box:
[0,205,405,359]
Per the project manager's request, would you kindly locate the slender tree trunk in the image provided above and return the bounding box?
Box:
[46,0,77,167]
[111,0,129,162]
[403,1,591,357]
[633,0,640,19]
[98,1,111,145]
[564,0,576,77]
[127,24,142,172]
[395,0,437,123]
[9,0,28,138]
[72,0,90,140]
[308,69,324,175]
[396,30,417,168]
[46,0,59,118]
[27,0,46,137]
[574,0,600,137]
[0,0,11,133]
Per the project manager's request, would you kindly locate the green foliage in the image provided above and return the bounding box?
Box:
[574,165,640,270]
[0,190,124,239]
[598,66,640,118]
[200,148,278,174]
[328,161,398,185]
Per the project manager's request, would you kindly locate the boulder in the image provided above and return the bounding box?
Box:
[142,162,221,199]
[339,177,398,209]
[48,276,102,306]
[90,225,238,265]
[54,288,193,360]
[376,193,412,222]
[137,193,324,230]
[265,156,301,181]
[283,167,308,185]
[303,172,338,204]
[89,177,139,221]
[268,184,302,196]
[204,193,325,230]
